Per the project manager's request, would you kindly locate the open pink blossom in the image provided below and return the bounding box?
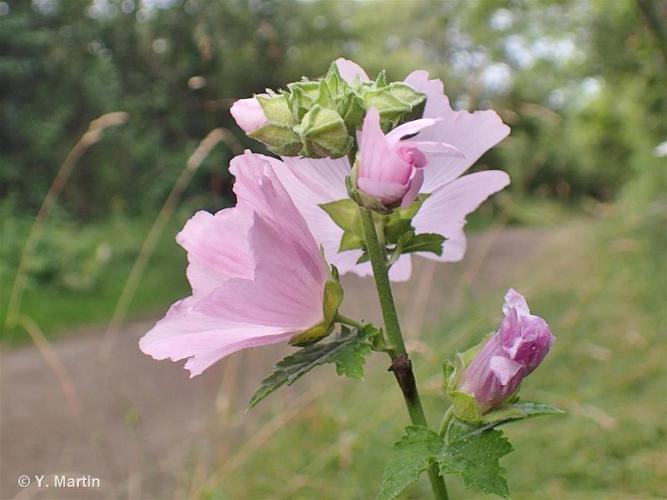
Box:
[458,289,555,412]
[230,97,269,134]
[356,108,463,208]
[268,59,511,281]
[139,151,329,376]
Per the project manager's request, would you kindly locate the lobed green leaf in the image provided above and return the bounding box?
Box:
[377,426,443,500]
[248,325,380,409]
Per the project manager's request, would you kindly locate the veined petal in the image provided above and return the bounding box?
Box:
[231,151,327,285]
[176,209,253,296]
[413,171,510,262]
[404,70,510,192]
[139,297,295,377]
[270,156,365,276]
[335,57,370,83]
[385,118,439,146]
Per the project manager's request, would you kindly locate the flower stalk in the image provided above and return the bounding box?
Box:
[358,205,449,500]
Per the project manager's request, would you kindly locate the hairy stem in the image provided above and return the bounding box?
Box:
[358,206,449,500]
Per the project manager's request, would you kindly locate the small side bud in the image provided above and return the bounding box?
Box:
[246,94,302,156]
[230,97,269,134]
[446,289,555,421]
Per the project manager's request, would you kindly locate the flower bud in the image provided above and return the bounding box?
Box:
[230,97,269,134]
[294,104,353,159]
[353,107,462,211]
[236,94,302,156]
[457,289,554,414]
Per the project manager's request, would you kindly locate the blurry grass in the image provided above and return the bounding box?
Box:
[198,172,666,499]
[0,213,189,346]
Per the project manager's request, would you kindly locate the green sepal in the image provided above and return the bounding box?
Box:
[248,124,302,156]
[319,198,365,250]
[338,91,366,130]
[256,94,296,127]
[361,87,412,130]
[388,82,426,109]
[287,81,321,121]
[442,337,491,423]
[289,279,344,346]
[294,104,353,159]
[450,390,484,423]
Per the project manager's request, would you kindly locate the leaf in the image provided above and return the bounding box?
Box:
[320,198,363,235]
[481,402,565,426]
[377,426,443,500]
[437,429,513,498]
[399,232,445,255]
[248,325,380,409]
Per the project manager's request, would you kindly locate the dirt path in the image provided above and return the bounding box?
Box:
[0,227,552,500]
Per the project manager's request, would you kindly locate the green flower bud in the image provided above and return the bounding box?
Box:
[294,104,353,159]
[248,94,302,156]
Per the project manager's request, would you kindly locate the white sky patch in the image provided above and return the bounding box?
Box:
[490,8,513,31]
[481,62,512,94]
[654,141,667,157]
[505,34,579,69]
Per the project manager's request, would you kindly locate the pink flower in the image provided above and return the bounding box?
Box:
[268,59,511,281]
[139,151,330,377]
[458,289,555,413]
[230,97,269,134]
[356,108,462,209]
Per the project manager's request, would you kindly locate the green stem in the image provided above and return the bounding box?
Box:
[334,313,365,329]
[358,206,449,500]
[439,406,455,439]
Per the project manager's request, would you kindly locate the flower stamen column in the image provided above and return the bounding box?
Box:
[358,206,449,500]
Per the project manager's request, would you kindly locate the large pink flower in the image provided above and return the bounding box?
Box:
[139,151,329,376]
[270,58,511,282]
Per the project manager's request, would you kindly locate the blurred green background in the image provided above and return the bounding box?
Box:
[1,0,665,498]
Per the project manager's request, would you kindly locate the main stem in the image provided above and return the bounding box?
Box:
[358,206,449,500]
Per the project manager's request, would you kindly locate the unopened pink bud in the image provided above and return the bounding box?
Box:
[230,97,269,134]
[459,289,554,413]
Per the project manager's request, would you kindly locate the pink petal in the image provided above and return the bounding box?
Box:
[230,151,326,284]
[404,71,510,192]
[195,213,325,328]
[413,171,510,261]
[335,58,370,83]
[400,168,424,208]
[385,118,439,146]
[357,177,407,206]
[502,288,531,316]
[176,209,253,296]
[139,297,295,377]
[230,97,269,133]
[489,355,523,386]
[271,155,365,276]
[359,108,413,185]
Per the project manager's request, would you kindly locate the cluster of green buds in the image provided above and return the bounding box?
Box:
[230,62,427,159]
